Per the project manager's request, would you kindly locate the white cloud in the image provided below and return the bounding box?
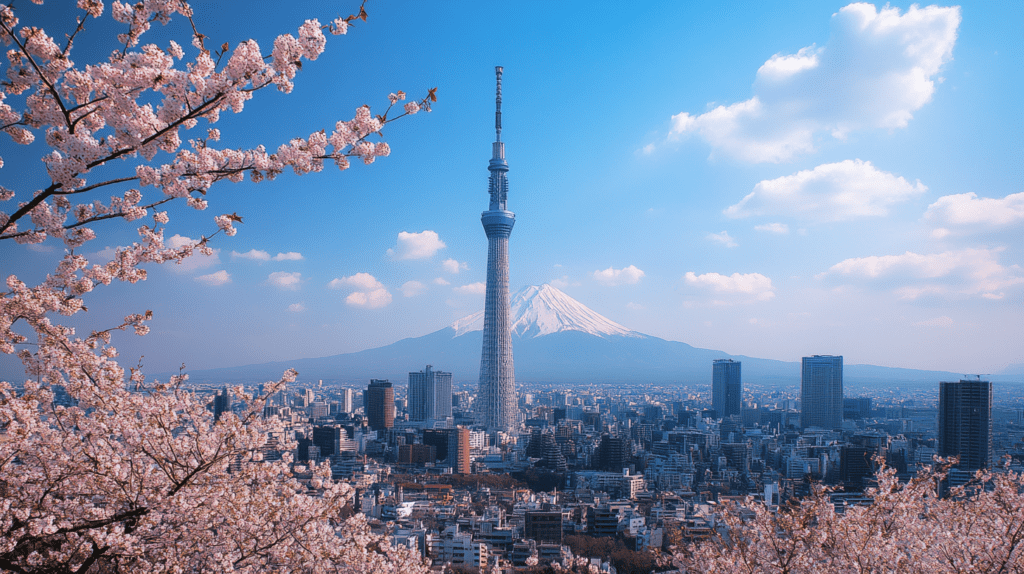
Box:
[268,271,302,290]
[346,289,392,309]
[641,143,656,155]
[231,249,304,262]
[707,231,738,248]
[442,258,468,274]
[196,270,231,286]
[433,277,450,286]
[288,303,306,312]
[669,4,960,162]
[27,243,55,253]
[453,282,486,295]
[386,230,446,260]
[684,271,776,302]
[232,249,271,261]
[328,272,380,291]
[399,280,426,297]
[166,235,220,272]
[328,273,392,309]
[726,160,926,221]
[825,247,1024,299]
[924,192,1024,230]
[914,316,953,327]
[626,302,644,310]
[755,222,789,234]
[593,265,645,286]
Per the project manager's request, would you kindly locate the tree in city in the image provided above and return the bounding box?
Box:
[0,0,434,572]
[673,463,1024,573]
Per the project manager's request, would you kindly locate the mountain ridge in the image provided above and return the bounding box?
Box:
[174,284,975,386]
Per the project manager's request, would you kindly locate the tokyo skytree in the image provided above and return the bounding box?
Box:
[477,66,518,434]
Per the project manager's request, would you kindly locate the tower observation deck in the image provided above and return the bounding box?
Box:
[478,66,517,434]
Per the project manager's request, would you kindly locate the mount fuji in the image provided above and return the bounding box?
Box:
[179,284,962,386]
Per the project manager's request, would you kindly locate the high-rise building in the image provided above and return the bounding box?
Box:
[938,378,992,471]
[409,365,453,421]
[341,388,353,413]
[801,355,843,429]
[365,379,395,431]
[712,359,742,419]
[477,66,518,434]
[213,386,230,422]
[423,428,471,473]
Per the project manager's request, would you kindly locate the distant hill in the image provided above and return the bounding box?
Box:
[178,284,965,387]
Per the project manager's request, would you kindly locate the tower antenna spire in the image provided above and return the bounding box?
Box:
[495,66,503,142]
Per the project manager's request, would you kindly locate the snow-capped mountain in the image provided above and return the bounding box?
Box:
[451,284,641,339]
[175,284,963,386]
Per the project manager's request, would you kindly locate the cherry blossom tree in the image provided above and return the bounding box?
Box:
[0,0,434,572]
[673,463,1024,573]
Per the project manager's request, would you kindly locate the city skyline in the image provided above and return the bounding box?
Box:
[1,0,1021,383]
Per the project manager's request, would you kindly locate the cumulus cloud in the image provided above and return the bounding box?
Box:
[196,270,231,286]
[454,282,486,295]
[433,277,450,286]
[755,222,790,234]
[726,160,926,221]
[442,258,468,274]
[166,235,220,272]
[268,271,302,290]
[387,230,446,260]
[399,280,426,297]
[593,265,645,286]
[346,289,392,309]
[288,303,306,312]
[707,231,738,248]
[824,247,1024,299]
[669,4,960,162]
[924,192,1024,230]
[684,271,776,302]
[328,273,392,309]
[232,249,270,261]
[231,249,304,261]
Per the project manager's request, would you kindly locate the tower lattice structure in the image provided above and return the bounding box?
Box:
[478,66,517,434]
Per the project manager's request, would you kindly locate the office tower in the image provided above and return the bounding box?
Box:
[312,425,346,459]
[408,365,453,421]
[712,359,742,419]
[423,428,471,473]
[365,379,394,431]
[938,378,993,471]
[477,66,518,434]
[213,386,230,422]
[423,429,450,463]
[801,355,843,429]
[596,434,631,472]
[342,388,353,414]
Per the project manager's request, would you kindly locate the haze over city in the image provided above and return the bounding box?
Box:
[2,0,1021,380]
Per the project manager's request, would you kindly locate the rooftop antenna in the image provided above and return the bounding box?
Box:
[495,66,503,142]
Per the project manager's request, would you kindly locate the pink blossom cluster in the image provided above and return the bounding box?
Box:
[0,1,436,571]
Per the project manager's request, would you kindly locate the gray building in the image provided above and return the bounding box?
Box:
[477,67,518,434]
[409,365,453,421]
[938,378,992,471]
[801,355,843,430]
[712,359,742,419]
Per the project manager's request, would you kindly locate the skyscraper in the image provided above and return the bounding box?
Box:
[712,359,742,419]
[365,379,394,432]
[341,388,353,414]
[409,365,453,422]
[801,355,843,429]
[477,66,518,434]
[938,378,992,471]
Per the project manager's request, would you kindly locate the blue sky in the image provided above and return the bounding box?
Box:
[2,0,1022,379]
